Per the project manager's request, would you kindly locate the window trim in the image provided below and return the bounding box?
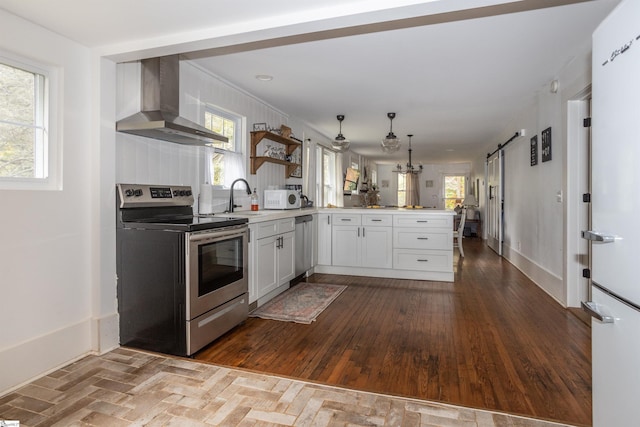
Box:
[0,51,60,191]
[316,144,338,207]
[202,105,245,187]
[442,174,467,210]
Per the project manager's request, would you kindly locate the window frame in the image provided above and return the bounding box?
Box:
[316,144,338,207]
[0,52,60,190]
[202,106,244,187]
[397,173,407,207]
[443,174,467,210]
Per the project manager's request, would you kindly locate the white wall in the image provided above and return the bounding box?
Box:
[476,40,594,306]
[0,10,96,393]
[376,162,471,208]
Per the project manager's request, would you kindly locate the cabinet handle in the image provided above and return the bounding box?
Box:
[417,259,429,262]
[341,218,351,221]
[357,228,360,237]
[417,237,429,240]
[363,227,366,238]
[417,220,428,223]
[371,219,382,222]
[328,216,330,225]
[280,236,284,248]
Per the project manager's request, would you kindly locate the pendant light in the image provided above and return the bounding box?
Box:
[393,134,422,174]
[331,114,350,152]
[381,112,401,152]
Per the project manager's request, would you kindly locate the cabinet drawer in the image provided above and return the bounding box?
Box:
[254,217,296,239]
[333,214,361,225]
[393,215,452,229]
[277,217,296,234]
[393,229,452,250]
[362,215,392,226]
[393,249,452,272]
[254,221,279,239]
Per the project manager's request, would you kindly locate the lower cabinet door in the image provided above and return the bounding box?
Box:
[361,226,392,268]
[332,225,361,267]
[278,231,296,283]
[255,236,278,298]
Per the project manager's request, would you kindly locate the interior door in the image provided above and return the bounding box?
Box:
[586,1,640,424]
[486,151,503,255]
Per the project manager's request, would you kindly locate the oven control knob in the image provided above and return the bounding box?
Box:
[186,190,192,196]
[124,189,134,197]
[173,190,179,197]
[133,189,143,197]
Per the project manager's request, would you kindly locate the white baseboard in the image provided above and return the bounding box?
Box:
[0,319,93,396]
[503,244,565,306]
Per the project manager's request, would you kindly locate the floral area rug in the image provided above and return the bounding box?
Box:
[250,282,347,324]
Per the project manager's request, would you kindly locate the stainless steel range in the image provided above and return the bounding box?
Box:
[116,183,249,356]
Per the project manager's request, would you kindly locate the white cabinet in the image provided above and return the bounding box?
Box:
[392,214,452,272]
[316,212,332,266]
[249,217,295,303]
[315,209,455,282]
[331,214,392,269]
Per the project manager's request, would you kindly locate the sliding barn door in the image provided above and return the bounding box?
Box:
[486,151,503,255]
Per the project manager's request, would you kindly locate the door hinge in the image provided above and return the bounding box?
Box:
[582,268,591,279]
[583,117,591,127]
[582,193,591,203]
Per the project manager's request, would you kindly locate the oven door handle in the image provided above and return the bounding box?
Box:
[188,226,247,244]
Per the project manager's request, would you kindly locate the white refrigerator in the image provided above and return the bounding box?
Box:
[584,0,640,425]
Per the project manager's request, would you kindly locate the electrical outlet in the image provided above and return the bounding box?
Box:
[519,129,526,137]
[556,190,563,203]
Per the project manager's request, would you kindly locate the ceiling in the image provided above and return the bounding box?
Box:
[0,0,619,164]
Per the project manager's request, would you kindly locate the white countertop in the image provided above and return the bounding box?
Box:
[218,208,318,223]
[218,206,453,224]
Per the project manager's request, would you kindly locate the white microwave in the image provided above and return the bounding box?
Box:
[263,190,301,210]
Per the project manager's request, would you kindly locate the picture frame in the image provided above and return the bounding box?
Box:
[541,127,552,162]
[252,122,267,131]
[530,135,538,166]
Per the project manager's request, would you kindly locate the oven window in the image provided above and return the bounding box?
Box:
[198,236,243,296]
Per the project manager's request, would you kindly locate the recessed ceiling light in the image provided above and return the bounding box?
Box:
[255,74,273,81]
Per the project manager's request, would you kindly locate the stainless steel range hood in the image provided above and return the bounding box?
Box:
[116,55,228,146]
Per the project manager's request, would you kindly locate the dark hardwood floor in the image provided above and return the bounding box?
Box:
[195,239,592,426]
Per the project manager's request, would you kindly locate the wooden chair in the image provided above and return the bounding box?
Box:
[454,209,466,257]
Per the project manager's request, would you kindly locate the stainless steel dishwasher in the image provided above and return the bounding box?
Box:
[295,214,313,278]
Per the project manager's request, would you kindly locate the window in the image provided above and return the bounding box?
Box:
[0,56,55,188]
[316,145,337,207]
[203,108,243,187]
[443,175,466,210]
[397,173,406,207]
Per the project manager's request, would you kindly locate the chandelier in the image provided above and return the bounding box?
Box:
[380,112,401,152]
[394,134,423,174]
[331,114,350,152]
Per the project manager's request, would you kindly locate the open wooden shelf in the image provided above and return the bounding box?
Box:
[250,131,302,177]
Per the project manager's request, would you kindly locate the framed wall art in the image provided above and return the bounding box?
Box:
[541,127,552,162]
[530,135,538,166]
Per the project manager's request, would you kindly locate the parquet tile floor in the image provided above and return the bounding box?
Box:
[0,347,576,426]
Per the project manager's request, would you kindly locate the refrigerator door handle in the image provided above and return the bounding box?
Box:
[582,301,615,323]
[581,230,616,243]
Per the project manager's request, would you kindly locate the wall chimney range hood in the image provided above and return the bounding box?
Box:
[116,55,228,146]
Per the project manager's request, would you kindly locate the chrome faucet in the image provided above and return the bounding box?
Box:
[227,178,252,213]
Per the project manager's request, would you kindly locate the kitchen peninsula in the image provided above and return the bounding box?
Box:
[316,208,455,282]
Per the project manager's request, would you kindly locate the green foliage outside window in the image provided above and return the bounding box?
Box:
[444,175,465,210]
[0,62,45,179]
